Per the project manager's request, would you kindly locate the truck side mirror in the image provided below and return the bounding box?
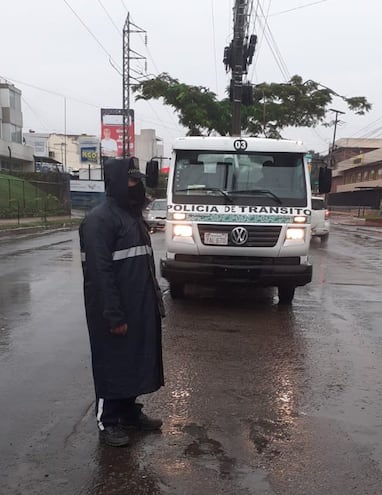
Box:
[145,160,159,188]
[318,167,332,194]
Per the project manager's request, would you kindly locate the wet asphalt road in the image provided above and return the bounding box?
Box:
[1,225,382,494]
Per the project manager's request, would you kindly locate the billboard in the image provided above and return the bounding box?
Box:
[70,180,105,193]
[100,108,135,160]
[80,146,98,163]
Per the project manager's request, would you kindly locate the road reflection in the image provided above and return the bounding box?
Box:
[84,442,162,495]
[0,270,31,355]
[158,288,306,475]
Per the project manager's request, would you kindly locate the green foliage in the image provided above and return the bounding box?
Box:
[133,73,371,138]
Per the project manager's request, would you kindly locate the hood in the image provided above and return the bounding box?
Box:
[104,158,146,212]
[104,158,130,209]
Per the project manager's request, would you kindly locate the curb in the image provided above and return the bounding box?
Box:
[0,224,79,239]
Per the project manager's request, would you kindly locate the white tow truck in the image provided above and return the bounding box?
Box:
[160,136,329,303]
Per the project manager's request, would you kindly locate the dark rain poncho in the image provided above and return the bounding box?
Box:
[79,160,164,399]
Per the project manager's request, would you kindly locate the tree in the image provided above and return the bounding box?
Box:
[133,73,371,138]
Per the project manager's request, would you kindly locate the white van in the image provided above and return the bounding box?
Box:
[160,136,315,303]
[311,196,330,243]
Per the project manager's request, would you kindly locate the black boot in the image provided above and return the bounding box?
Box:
[121,403,162,431]
[99,425,130,447]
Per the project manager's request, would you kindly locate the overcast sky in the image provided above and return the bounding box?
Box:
[1,0,381,158]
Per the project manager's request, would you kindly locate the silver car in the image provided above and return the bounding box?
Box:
[145,198,167,231]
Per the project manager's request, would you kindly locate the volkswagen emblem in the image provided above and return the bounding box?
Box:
[231,226,248,246]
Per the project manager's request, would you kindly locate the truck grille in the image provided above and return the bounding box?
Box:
[197,224,282,247]
[175,254,300,265]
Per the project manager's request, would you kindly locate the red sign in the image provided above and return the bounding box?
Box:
[100,108,135,159]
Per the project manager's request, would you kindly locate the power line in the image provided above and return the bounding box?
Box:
[251,0,273,76]
[254,14,290,81]
[135,115,183,133]
[96,0,121,36]
[363,126,382,138]
[246,0,255,38]
[248,0,261,81]
[21,97,52,132]
[350,115,382,138]
[62,0,123,76]
[1,74,100,108]
[248,2,329,147]
[254,1,290,80]
[128,15,182,129]
[269,0,329,17]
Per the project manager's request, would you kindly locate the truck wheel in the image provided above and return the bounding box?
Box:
[320,233,329,245]
[278,286,295,305]
[169,282,185,299]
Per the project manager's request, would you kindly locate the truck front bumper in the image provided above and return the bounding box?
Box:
[161,255,312,287]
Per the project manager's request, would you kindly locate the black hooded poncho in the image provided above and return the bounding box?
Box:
[79,160,164,399]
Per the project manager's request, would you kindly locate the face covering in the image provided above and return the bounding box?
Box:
[127,181,146,215]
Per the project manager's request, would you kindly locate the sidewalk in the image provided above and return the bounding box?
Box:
[0,213,84,238]
[330,212,382,240]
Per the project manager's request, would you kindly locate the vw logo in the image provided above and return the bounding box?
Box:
[231,226,248,246]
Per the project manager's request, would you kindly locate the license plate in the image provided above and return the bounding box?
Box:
[204,232,228,245]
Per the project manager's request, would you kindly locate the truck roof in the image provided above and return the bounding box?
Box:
[172,136,307,153]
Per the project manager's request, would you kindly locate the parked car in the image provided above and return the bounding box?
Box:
[311,196,330,243]
[145,198,167,231]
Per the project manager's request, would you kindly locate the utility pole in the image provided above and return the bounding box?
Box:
[122,14,146,158]
[231,0,248,136]
[223,1,256,137]
[64,96,67,172]
[329,108,345,168]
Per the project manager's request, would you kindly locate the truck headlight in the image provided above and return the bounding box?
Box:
[286,227,305,241]
[172,212,186,220]
[173,224,193,237]
[293,215,307,224]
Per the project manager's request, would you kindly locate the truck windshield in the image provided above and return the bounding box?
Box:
[173,151,307,206]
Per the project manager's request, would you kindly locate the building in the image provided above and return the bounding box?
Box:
[23,128,166,175]
[49,133,99,172]
[331,138,382,193]
[0,81,34,171]
[24,132,100,173]
[22,132,62,172]
[327,138,382,211]
[135,129,165,172]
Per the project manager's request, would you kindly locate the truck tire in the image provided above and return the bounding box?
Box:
[278,286,295,305]
[320,233,329,245]
[169,282,185,299]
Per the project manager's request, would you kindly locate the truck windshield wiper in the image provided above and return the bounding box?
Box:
[175,187,233,203]
[227,189,282,205]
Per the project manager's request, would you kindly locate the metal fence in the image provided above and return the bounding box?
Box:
[328,189,382,210]
[0,172,71,221]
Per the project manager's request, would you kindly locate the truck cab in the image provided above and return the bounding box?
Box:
[160,136,314,304]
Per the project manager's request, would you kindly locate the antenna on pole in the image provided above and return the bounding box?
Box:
[122,13,146,159]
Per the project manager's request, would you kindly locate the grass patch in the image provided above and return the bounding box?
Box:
[0,173,64,217]
[364,215,382,221]
[0,173,41,207]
